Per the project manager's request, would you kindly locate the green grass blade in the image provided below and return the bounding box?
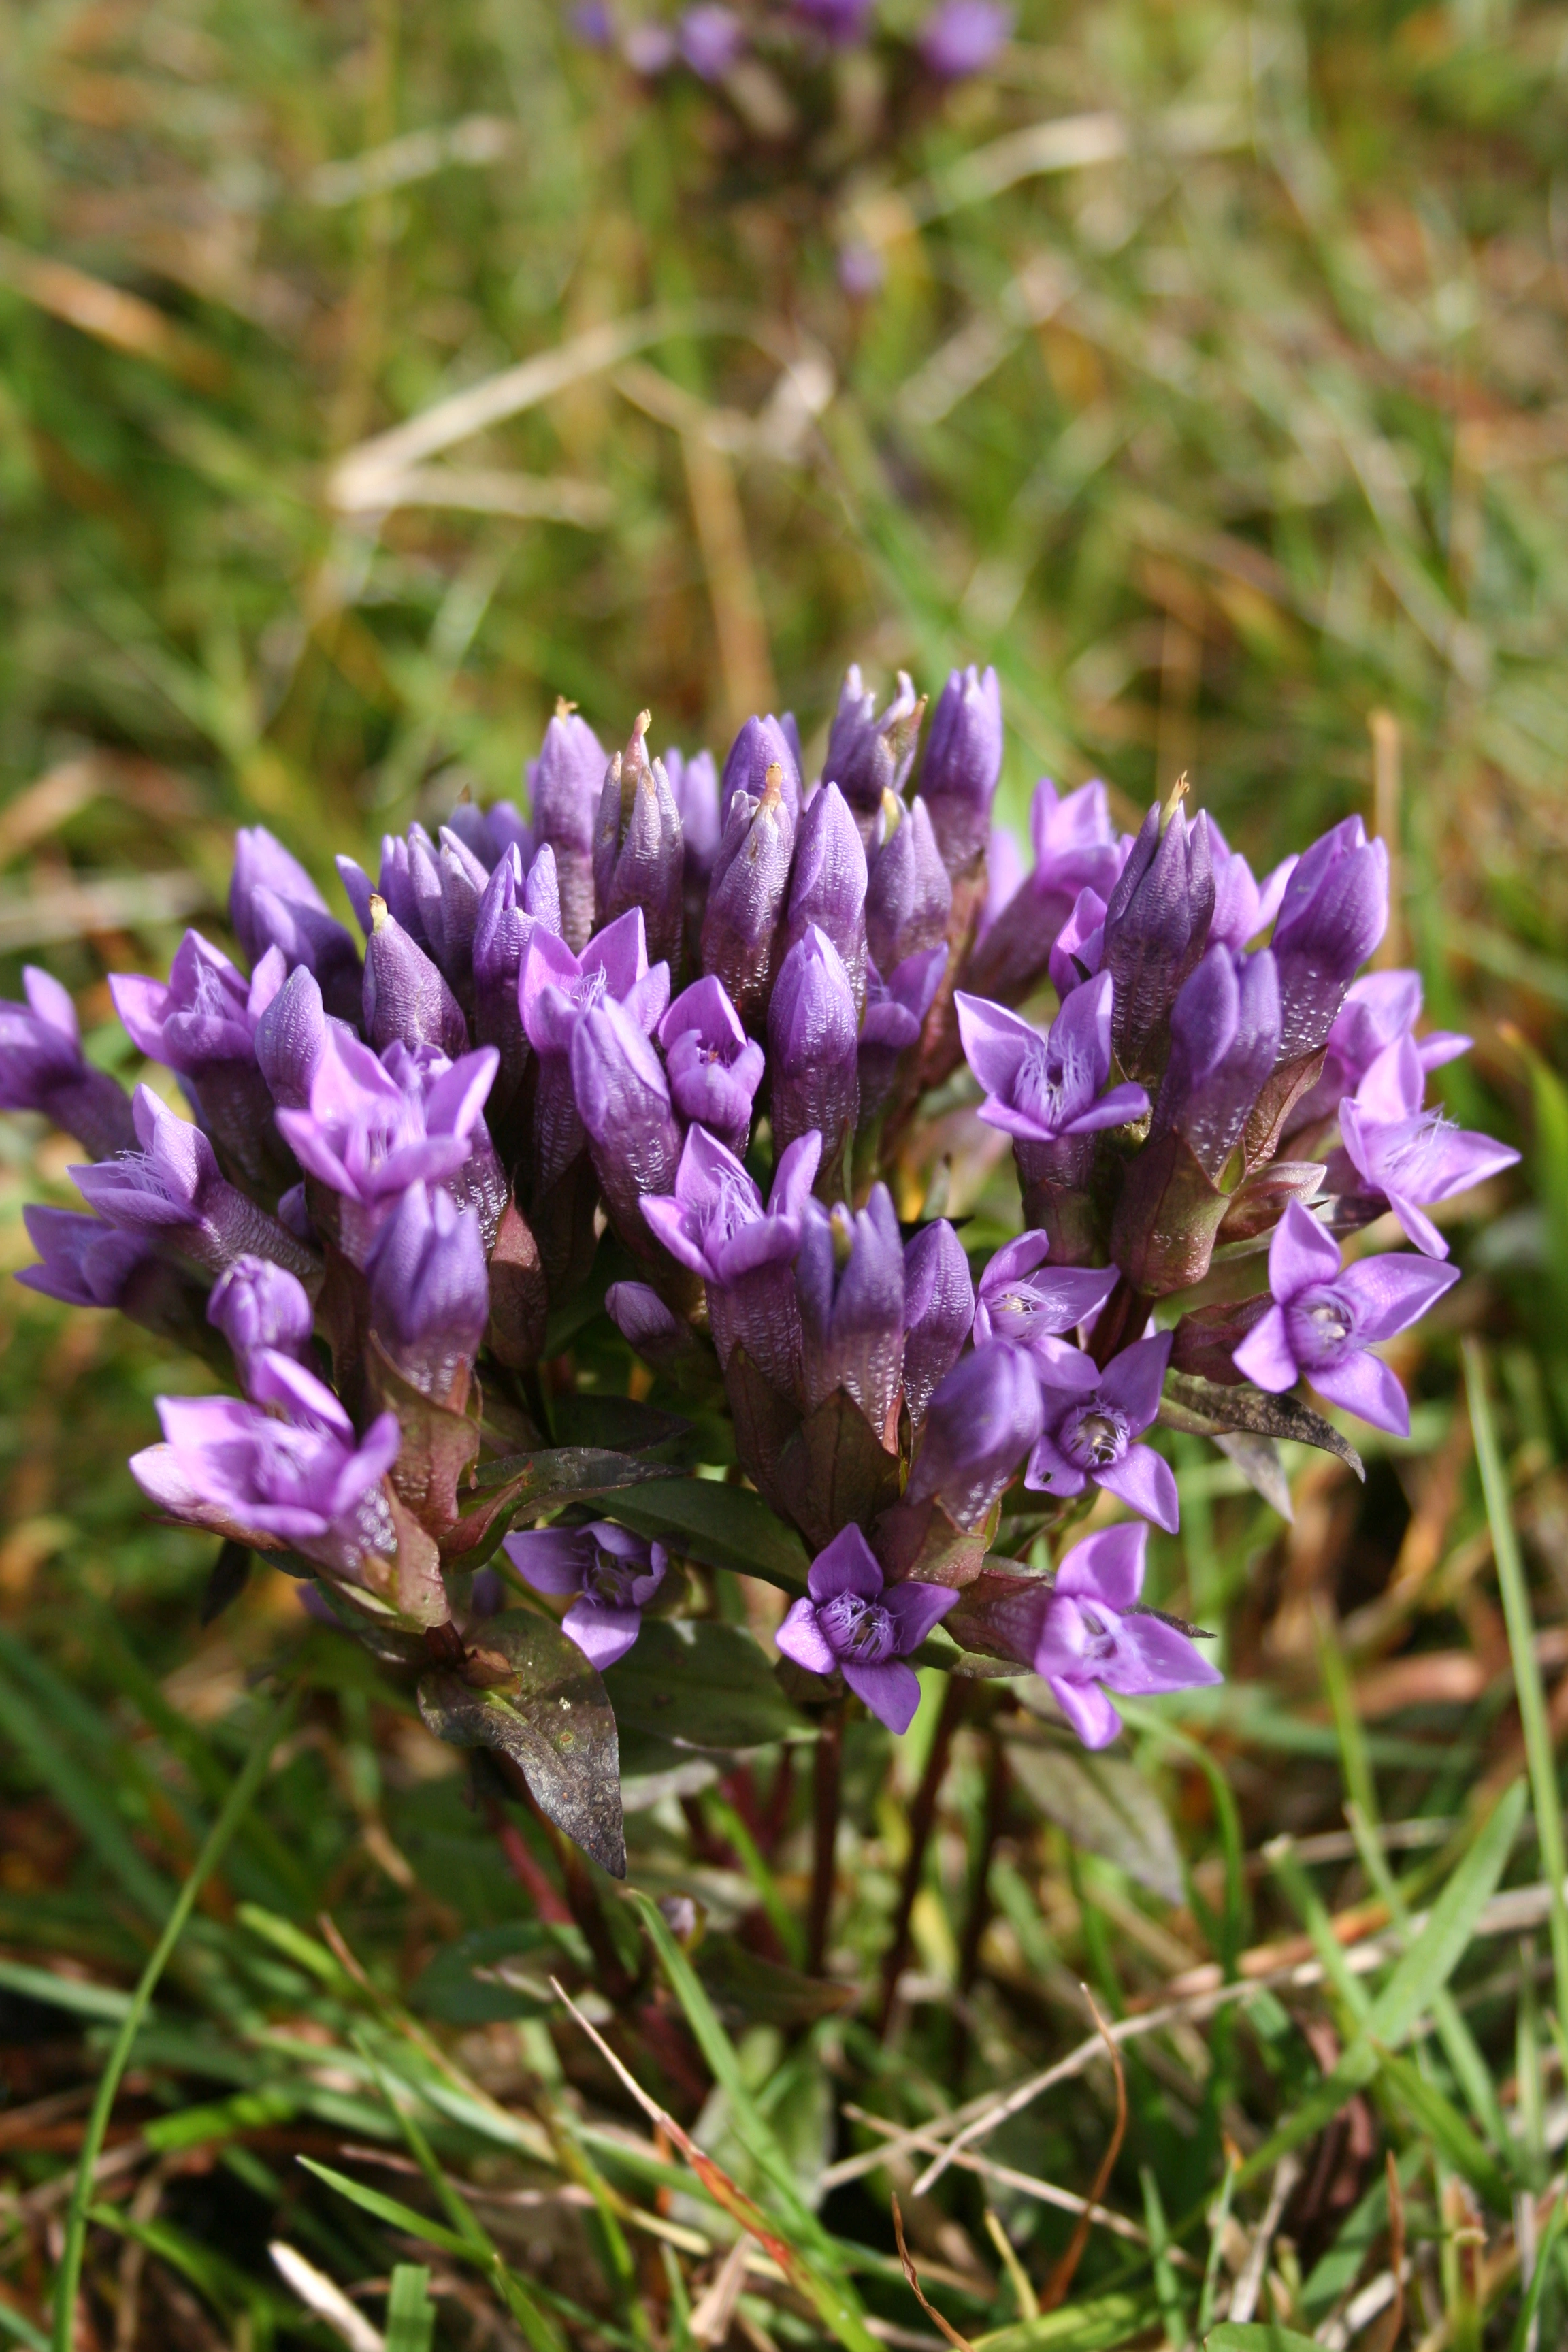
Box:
[1372,2047,1515,2211]
[295,2159,485,2262]
[1510,2191,1567,2352]
[385,2266,436,2352]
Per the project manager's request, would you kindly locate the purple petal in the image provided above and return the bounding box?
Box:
[979,1231,1053,1291]
[1063,1079,1152,1134]
[1339,1252,1460,1342]
[1094,1443,1181,1534]
[562,1598,644,1670]
[769,1130,823,1216]
[246,1352,356,1441]
[1034,1342,1102,1401]
[1023,1267,1122,1333]
[842,1656,923,1735]
[1095,1330,1173,1434]
[503,1526,593,1595]
[953,992,1035,1098]
[1231,1305,1299,1392]
[775,1597,836,1676]
[1268,1198,1341,1302]
[1308,1348,1411,1437]
[1049,1676,1122,1749]
[1049,968,1114,1103]
[806,1525,884,1606]
[1358,1036,1425,1125]
[582,905,649,999]
[1424,1126,1522,1203]
[1056,1522,1147,1612]
[1108,1615,1224,1695]
[882,1580,961,1652]
[1385,1192,1450,1260]
[424,1047,499,1139]
[1024,1433,1087,1496]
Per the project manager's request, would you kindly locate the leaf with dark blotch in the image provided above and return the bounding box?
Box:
[201,1540,251,1627]
[696,1937,858,2031]
[1004,1733,1186,1904]
[604,1619,814,1752]
[1163,1370,1365,1479]
[442,1447,683,1567]
[775,1387,903,1552]
[418,1608,626,1877]
[549,1392,695,1456]
[1213,1430,1295,1521]
[611,1475,811,1593]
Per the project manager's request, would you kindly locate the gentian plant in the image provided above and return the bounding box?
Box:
[3,668,1514,1881]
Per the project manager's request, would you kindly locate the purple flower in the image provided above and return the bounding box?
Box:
[792,0,875,44]
[572,1,615,46]
[606,1279,709,1377]
[1101,794,1215,1085]
[111,933,294,1198]
[1207,821,1296,953]
[775,1527,958,1734]
[1269,816,1389,1059]
[363,897,470,1060]
[866,796,952,979]
[1286,969,1470,1138]
[963,780,1126,1005]
[74,1085,320,1286]
[1232,1200,1460,1437]
[593,715,685,971]
[276,1033,497,1265]
[919,664,1003,874]
[901,1220,974,1432]
[443,796,529,874]
[16,1205,154,1311]
[130,1352,401,1584]
[367,1180,489,1399]
[1026,1330,1179,1533]
[230,826,361,1025]
[700,764,796,1032]
[719,714,802,833]
[472,845,556,1128]
[919,0,1012,80]
[570,994,685,1250]
[679,3,745,76]
[208,1256,315,1379]
[838,241,885,299]
[643,1128,821,1394]
[1030,1523,1221,1749]
[519,907,668,1196]
[1334,1036,1520,1259]
[0,966,137,1159]
[788,783,869,1006]
[1047,886,1107,1000]
[668,746,721,883]
[623,20,678,71]
[530,702,608,951]
[1153,945,1281,1183]
[796,1184,905,1434]
[972,1233,1119,1358]
[254,966,333,1113]
[824,667,925,841]
[380,1042,507,1245]
[906,1340,1043,1530]
[502,1521,667,1671]
[768,926,860,1188]
[659,975,764,1157]
[858,946,947,1122]
[956,973,1149,1146]
[409,824,492,1002]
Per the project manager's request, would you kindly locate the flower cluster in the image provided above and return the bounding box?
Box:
[3,660,1516,1839]
[577,1,1013,90]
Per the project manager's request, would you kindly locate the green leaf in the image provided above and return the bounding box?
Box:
[1005,1735,1186,1904]
[1372,2046,1515,2210]
[0,2304,49,2349]
[410,1923,566,2023]
[604,1618,813,1753]
[549,1392,695,1454]
[444,1448,682,1567]
[1204,2328,1321,2352]
[0,1957,133,2023]
[609,1475,811,1592]
[774,1386,902,1552]
[418,1609,626,1877]
[385,2267,436,2352]
[297,2158,483,2260]
[696,1936,858,2029]
[975,2289,1158,2349]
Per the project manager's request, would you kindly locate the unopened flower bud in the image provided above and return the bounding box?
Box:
[570,996,685,1253]
[659,975,764,1158]
[768,926,860,1196]
[918,663,1003,875]
[719,714,802,831]
[363,896,470,1061]
[1269,816,1390,1058]
[866,794,952,979]
[530,700,607,949]
[901,1218,973,1432]
[593,713,685,970]
[796,1184,905,1436]
[700,764,795,1032]
[366,1179,489,1401]
[824,666,926,842]
[787,783,868,1005]
[1101,786,1215,1085]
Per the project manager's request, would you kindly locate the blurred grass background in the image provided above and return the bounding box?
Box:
[3,1,1568,2345]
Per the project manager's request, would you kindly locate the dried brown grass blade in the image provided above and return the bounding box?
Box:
[890,2195,975,2352]
[1038,1989,1126,2313]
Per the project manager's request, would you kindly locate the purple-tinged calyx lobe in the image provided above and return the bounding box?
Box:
[866,794,952,979]
[1232,1199,1459,1437]
[570,995,685,1250]
[795,1183,905,1436]
[768,924,860,1192]
[824,666,926,840]
[530,700,608,951]
[0,965,138,1160]
[1100,785,1215,1086]
[775,1526,957,1734]
[701,764,796,1032]
[366,1179,489,1399]
[230,826,362,1024]
[1047,887,1107,1001]
[1286,969,1470,1138]
[594,712,685,971]
[1269,815,1389,1059]
[408,823,491,1003]
[658,975,764,1158]
[858,946,948,1121]
[363,895,469,1061]
[1333,1036,1519,1258]
[254,965,333,1113]
[719,713,802,831]
[901,1220,974,1433]
[208,1254,315,1379]
[956,973,1149,1146]
[917,663,1003,874]
[130,1353,401,1588]
[74,1085,321,1289]
[907,1340,1043,1531]
[972,1232,1120,1358]
[1030,1522,1220,1748]
[1028,1330,1179,1533]
[502,1520,667,1671]
[787,783,869,1005]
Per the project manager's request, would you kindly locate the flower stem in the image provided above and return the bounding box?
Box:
[876,1677,964,2037]
[806,1701,846,1977]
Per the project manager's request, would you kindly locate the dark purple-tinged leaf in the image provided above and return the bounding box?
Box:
[487,1198,549,1371]
[775,1387,902,1552]
[610,1476,810,1593]
[367,1335,479,1537]
[441,1447,682,1568]
[1217,1159,1326,1245]
[1213,1430,1295,1520]
[200,1540,251,1627]
[549,1392,695,1456]
[721,1345,802,1518]
[1162,1370,1364,1480]
[872,1494,994,1588]
[417,1608,625,1877]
